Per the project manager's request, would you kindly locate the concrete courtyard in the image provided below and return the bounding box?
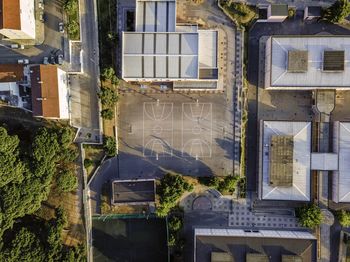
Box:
[117,92,234,177]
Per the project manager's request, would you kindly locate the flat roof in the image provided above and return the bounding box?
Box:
[194,228,316,262]
[112,179,155,204]
[266,36,350,89]
[333,122,350,202]
[270,4,288,16]
[211,252,233,262]
[261,121,311,201]
[246,254,269,262]
[282,255,303,262]
[198,30,218,69]
[122,32,199,79]
[269,135,294,187]
[305,6,322,17]
[135,0,176,32]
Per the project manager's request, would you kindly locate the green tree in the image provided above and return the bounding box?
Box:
[63,0,78,13]
[218,175,239,194]
[98,87,118,107]
[337,210,350,227]
[325,0,350,23]
[56,170,78,193]
[0,127,25,187]
[156,173,193,217]
[101,108,114,120]
[101,67,120,85]
[295,204,323,229]
[84,158,93,169]
[103,136,116,157]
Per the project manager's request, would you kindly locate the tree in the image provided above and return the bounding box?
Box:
[156,173,193,217]
[63,0,78,13]
[66,20,79,38]
[325,0,350,23]
[56,170,78,193]
[0,127,25,187]
[337,210,350,227]
[218,175,239,194]
[103,136,116,157]
[295,204,323,229]
[101,67,119,85]
[84,158,93,169]
[101,108,114,120]
[98,87,118,107]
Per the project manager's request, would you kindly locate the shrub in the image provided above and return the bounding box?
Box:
[103,136,116,157]
[98,87,118,107]
[218,175,239,194]
[101,67,120,85]
[197,176,221,188]
[66,20,79,38]
[288,8,296,18]
[101,109,114,120]
[337,210,350,227]
[168,215,183,246]
[295,204,323,229]
[56,170,78,193]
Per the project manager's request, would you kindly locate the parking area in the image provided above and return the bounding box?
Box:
[118,92,234,177]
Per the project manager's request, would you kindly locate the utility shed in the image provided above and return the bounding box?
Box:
[211,252,233,262]
[288,51,308,72]
[269,135,294,187]
[282,255,303,262]
[323,50,345,71]
[246,253,269,262]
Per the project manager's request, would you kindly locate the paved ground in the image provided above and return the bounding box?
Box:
[235,0,334,8]
[118,93,234,177]
[246,11,350,192]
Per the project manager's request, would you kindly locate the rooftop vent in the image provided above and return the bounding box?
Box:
[323,50,345,71]
[288,50,308,72]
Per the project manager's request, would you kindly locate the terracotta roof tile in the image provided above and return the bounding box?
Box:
[0,0,21,30]
[0,64,24,82]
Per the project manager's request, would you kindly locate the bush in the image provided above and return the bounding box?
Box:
[168,215,183,246]
[56,170,78,193]
[101,67,120,85]
[66,20,79,38]
[295,204,323,229]
[324,0,350,23]
[98,87,118,107]
[103,136,116,157]
[197,176,221,188]
[63,0,78,13]
[288,8,296,18]
[218,175,239,194]
[337,210,350,227]
[101,108,114,120]
[84,158,93,169]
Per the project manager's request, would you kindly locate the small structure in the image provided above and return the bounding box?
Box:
[282,255,303,262]
[211,252,233,262]
[259,121,311,201]
[30,65,69,119]
[267,4,288,22]
[0,0,36,39]
[111,179,156,206]
[246,253,269,262]
[304,6,322,20]
[264,36,350,90]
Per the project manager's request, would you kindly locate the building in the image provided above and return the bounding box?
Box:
[259,121,311,201]
[0,0,36,39]
[267,4,288,22]
[121,0,219,87]
[264,36,350,90]
[304,6,322,20]
[30,65,69,119]
[111,179,156,206]
[194,228,317,262]
[333,122,350,203]
[0,64,31,108]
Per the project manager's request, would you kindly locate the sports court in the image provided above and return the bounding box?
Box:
[92,217,167,262]
[118,93,234,177]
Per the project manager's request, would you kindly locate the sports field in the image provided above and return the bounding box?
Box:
[92,217,168,262]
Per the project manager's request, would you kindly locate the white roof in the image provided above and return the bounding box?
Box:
[135,0,176,32]
[333,122,350,202]
[194,228,316,240]
[261,121,311,201]
[122,32,199,80]
[311,153,338,171]
[198,30,218,68]
[268,36,350,89]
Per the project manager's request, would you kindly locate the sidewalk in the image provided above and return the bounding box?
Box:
[234,0,335,8]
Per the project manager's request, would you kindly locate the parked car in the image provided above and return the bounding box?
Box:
[17,59,24,64]
[23,59,29,65]
[38,2,44,9]
[39,11,45,22]
[49,55,55,64]
[57,54,63,65]
[11,44,19,49]
[58,22,64,33]
[43,57,49,64]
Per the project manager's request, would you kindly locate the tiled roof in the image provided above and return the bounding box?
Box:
[0,0,21,30]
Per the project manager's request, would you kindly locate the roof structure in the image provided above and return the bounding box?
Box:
[269,135,294,187]
[288,50,308,72]
[333,122,350,203]
[305,6,322,17]
[0,0,21,30]
[260,121,311,201]
[0,64,24,82]
[30,65,68,119]
[194,228,316,262]
[270,4,288,16]
[211,252,233,262]
[282,255,303,262]
[246,254,269,262]
[112,179,156,205]
[311,153,338,171]
[265,36,350,89]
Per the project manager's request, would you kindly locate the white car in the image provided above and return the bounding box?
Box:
[43,57,49,64]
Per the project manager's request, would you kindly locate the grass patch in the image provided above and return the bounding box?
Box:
[83,144,105,179]
[64,0,80,40]
[219,1,258,29]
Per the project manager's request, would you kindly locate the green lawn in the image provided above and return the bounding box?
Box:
[84,144,105,180]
